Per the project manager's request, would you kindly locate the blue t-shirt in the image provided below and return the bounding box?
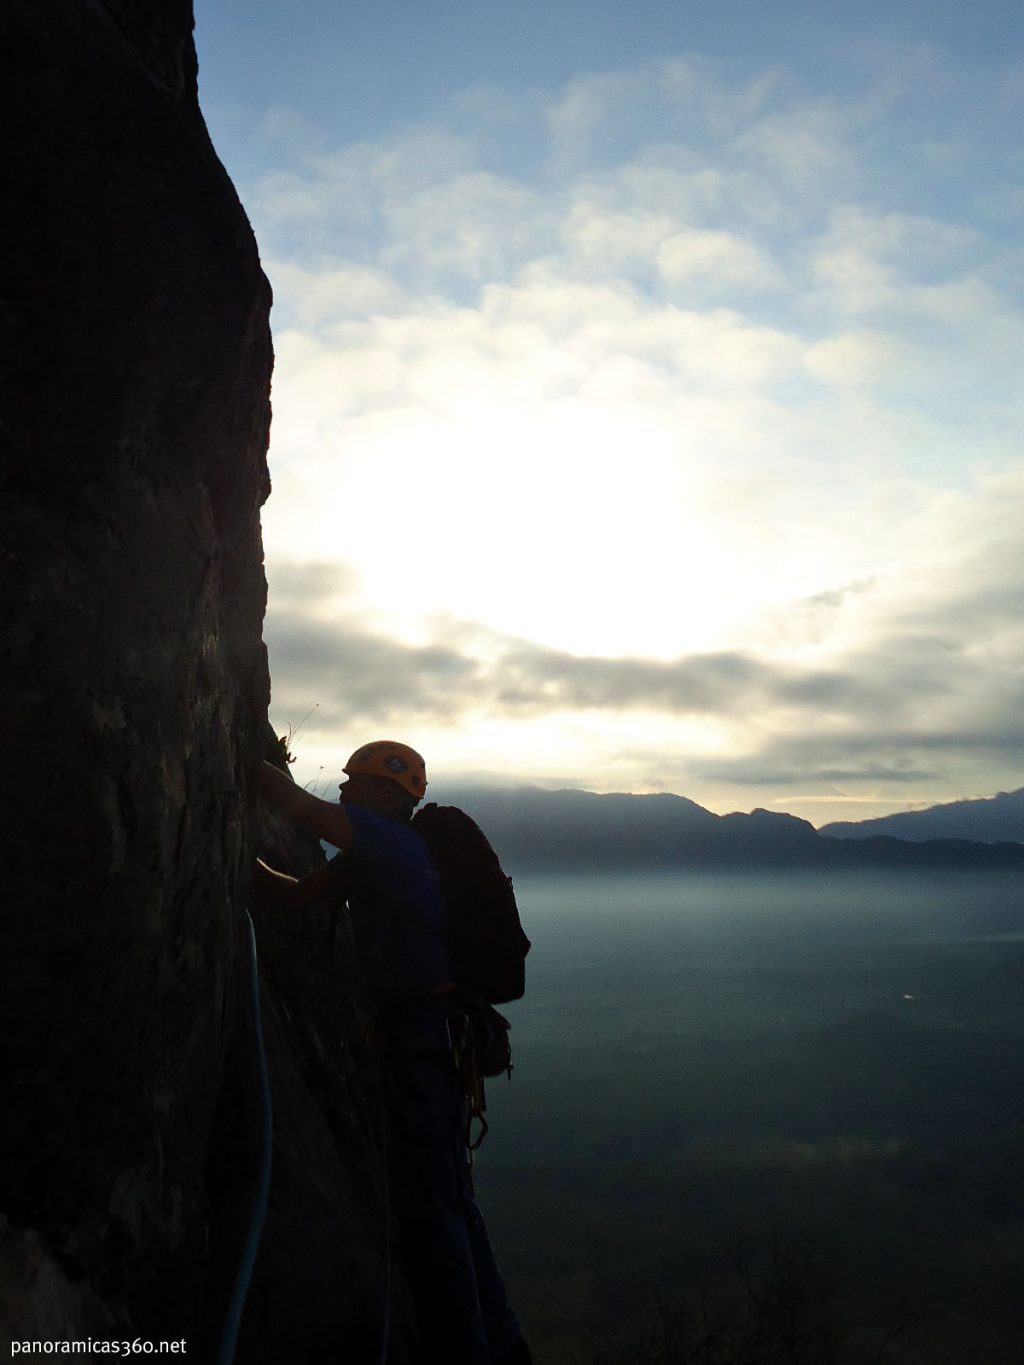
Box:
[332,804,453,1006]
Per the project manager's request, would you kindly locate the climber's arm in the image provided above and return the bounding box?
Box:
[251,856,344,910]
[259,759,354,850]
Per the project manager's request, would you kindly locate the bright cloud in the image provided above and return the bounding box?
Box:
[234,45,1024,823]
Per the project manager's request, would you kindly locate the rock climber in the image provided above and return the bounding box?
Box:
[254,739,531,1365]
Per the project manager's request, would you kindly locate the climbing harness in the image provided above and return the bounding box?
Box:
[450,996,513,1154]
[215,911,273,1365]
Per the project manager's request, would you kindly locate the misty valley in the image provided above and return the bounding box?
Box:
[478,870,1024,1364]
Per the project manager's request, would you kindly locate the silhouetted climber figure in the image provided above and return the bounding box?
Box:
[256,740,532,1365]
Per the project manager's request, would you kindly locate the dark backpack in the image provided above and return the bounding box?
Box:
[411,803,531,1004]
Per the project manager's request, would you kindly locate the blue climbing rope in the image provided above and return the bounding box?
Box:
[216,910,273,1365]
[378,1099,392,1365]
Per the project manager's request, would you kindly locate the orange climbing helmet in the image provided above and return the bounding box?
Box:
[343,740,428,801]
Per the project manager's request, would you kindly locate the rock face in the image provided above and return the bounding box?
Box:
[0,4,410,1359]
[1,0,271,1343]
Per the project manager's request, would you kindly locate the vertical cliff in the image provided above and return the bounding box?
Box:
[0,3,405,1357]
[0,0,271,1340]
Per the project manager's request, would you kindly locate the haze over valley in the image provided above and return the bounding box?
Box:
[481,864,1024,1362]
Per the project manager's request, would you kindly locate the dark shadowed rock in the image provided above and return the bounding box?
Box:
[0,5,414,1358]
[1,0,271,1342]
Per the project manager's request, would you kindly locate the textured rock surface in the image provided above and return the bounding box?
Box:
[0,4,410,1358]
[0,0,272,1342]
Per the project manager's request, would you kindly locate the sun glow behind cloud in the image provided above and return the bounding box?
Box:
[222,47,1024,820]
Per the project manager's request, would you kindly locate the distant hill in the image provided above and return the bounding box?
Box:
[442,786,717,869]
[441,785,1024,873]
[820,787,1024,845]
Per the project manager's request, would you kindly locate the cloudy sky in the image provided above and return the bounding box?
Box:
[195,0,1024,824]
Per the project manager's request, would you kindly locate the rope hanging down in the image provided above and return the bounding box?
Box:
[216,910,273,1365]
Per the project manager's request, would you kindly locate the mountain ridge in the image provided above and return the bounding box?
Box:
[438,784,1024,872]
[819,786,1024,844]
